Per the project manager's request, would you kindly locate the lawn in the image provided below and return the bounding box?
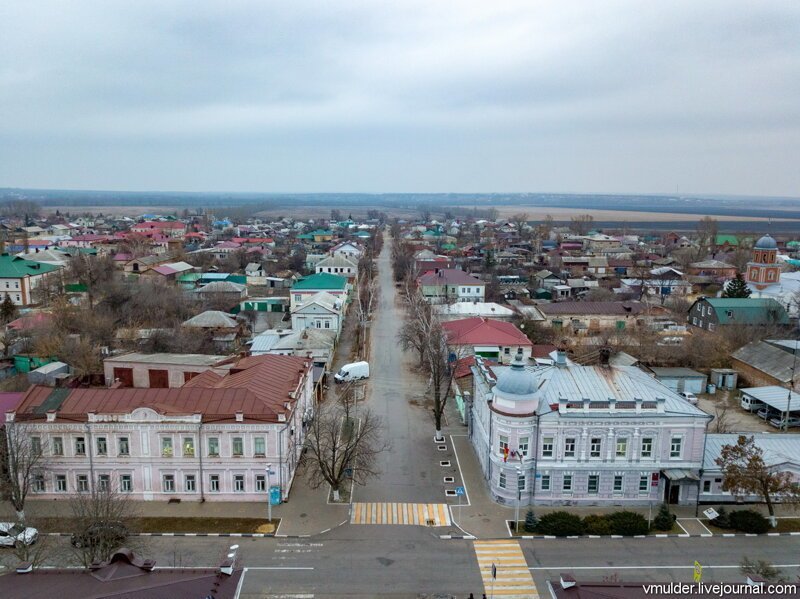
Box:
[31,517,278,534]
[700,518,800,535]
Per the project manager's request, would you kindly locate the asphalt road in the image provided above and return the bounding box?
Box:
[24,529,800,597]
[354,236,446,504]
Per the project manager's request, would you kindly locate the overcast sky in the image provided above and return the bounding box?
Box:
[1,1,798,196]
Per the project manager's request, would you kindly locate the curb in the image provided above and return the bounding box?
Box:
[45,532,315,539]
[440,530,800,540]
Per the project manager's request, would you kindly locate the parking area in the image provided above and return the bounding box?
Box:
[697,389,797,433]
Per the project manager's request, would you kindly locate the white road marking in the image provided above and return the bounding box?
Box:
[528,564,800,570]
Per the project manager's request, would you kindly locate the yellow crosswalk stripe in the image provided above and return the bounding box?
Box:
[473,540,539,599]
[350,502,451,526]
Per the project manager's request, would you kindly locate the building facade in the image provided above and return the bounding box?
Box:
[6,355,315,502]
[468,353,711,507]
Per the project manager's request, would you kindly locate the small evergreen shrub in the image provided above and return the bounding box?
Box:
[524,510,538,533]
[535,511,585,537]
[583,514,613,535]
[729,509,770,534]
[652,503,676,531]
[607,511,650,536]
[711,506,732,529]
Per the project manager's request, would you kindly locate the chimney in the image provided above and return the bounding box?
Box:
[235,412,244,422]
[599,346,611,366]
[46,411,56,422]
[555,348,567,367]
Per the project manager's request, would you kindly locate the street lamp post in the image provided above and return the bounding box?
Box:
[515,466,522,534]
[266,464,272,523]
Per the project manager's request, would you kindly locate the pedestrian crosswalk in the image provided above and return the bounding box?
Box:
[350,502,451,526]
[473,540,539,598]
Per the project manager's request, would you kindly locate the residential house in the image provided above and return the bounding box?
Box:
[104,353,229,388]
[442,317,533,364]
[417,268,486,304]
[533,301,646,335]
[131,221,186,239]
[194,281,248,307]
[124,254,174,275]
[687,297,789,332]
[5,354,315,502]
[434,302,515,322]
[290,291,343,336]
[315,255,358,280]
[290,273,349,310]
[330,241,363,260]
[468,352,712,507]
[0,254,61,306]
[182,310,243,352]
[687,260,737,282]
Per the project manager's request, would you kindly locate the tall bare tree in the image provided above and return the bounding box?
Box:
[302,383,388,502]
[353,259,380,360]
[422,319,460,440]
[569,214,594,235]
[716,435,800,525]
[68,484,140,567]
[3,421,47,523]
[510,212,529,239]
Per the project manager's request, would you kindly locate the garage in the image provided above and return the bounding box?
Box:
[649,367,707,394]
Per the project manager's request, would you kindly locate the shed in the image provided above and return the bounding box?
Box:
[649,367,707,394]
[27,361,70,386]
[709,368,738,390]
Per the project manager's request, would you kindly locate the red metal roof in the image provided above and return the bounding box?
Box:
[442,317,533,347]
[14,355,311,423]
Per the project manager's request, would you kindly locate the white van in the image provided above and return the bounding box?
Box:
[334,361,370,383]
[740,392,764,412]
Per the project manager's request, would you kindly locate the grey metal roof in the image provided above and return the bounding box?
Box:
[183,311,238,328]
[105,352,227,366]
[731,341,797,383]
[650,367,706,379]
[704,433,800,470]
[739,386,800,412]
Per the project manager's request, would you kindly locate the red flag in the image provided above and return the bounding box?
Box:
[503,446,509,462]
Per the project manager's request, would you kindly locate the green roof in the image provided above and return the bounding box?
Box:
[309,229,333,236]
[0,254,60,278]
[715,234,739,246]
[297,233,314,240]
[292,272,348,291]
[703,298,789,325]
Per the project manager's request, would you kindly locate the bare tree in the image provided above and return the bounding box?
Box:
[716,435,800,525]
[710,401,734,433]
[569,214,594,235]
[68,484,140,567]
[302,383,389,502]
[398,286,436,366]
[353,261,380,360]
[510,212,529,239]
[69,253,115,309]
[421,319,460,440]
[696,216,719,255]
[3,421,47,523]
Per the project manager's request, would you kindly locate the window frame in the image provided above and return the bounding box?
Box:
[118,436,130,456]
[564,437,576,458]
[590,437,602,458]
[640,437,653,459]
[587,474,599,495]
[232,437,244,457]
[541,436,553,458]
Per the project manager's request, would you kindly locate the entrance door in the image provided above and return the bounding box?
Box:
[148,369,169,388]
[113,367,133,387]
[669,483,680,504]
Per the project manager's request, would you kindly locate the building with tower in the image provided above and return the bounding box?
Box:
[467,351,711,507]
[746,234,780,290]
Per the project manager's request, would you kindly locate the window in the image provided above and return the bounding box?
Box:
[504,347,510,355]
[208,437,220,457]
[183,437,195,457]
[540,475,551,491]
[77,474,89,492]
[256,475,267,492]
[98,474,110,491]
[234,474,245,492]
[615,438,628,458]
[185,474,196,492]
[31,436,42,455]
[33,474,45,492]
[563,474,573,492]
[614,475,624,493]
[52,436,64,456]
[254,437,266,456]
[541,437,553,458]
[232,437,244,457]
[670,437,682,458]
[96,437,107,456]
[518,437,529,457]
[162,474,175,492]
[210,475,220,492]
[588,475,599,494]
[498,435,509,456]
[324,320,330,329]
[118,437,130,456]
[120,474,132,492]
[498,472,507,489]
[56,475,67,492]
[639,475,649,494]
[75,437,86,456]
[564,438,576,458]
[590,437,601,458]
[703,480,711,493]
[641,437,653,458]
[161,437,173,457]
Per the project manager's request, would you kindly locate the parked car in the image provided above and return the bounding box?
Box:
[70,521,128,549]
[769,416,800,429]
[757,407,777,421]
[679,392,698,405]
[0,523,38,548]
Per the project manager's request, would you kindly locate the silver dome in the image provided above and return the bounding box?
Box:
[755,234,777,249]
[494,353,539,400]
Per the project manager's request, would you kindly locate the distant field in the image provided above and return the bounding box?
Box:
[481,205,797,223]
